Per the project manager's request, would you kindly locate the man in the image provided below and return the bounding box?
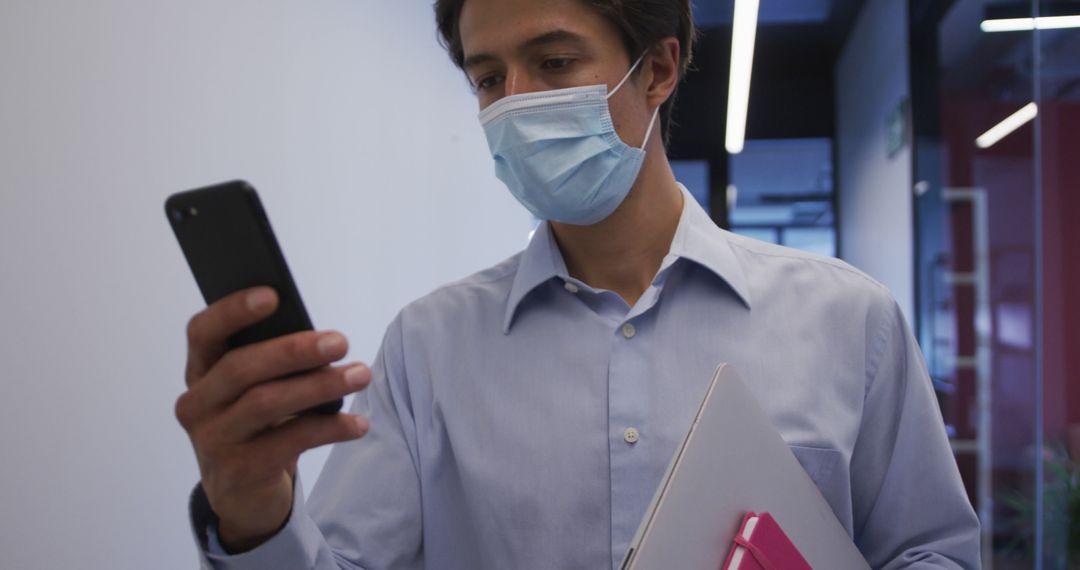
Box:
[179,0,982,568]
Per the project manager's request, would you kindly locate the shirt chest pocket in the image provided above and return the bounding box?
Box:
[786,444,852,534]
[788,444,842,486]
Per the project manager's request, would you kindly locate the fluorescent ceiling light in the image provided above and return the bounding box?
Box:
[725,0,760,155]
[981,15,1080,32]
[975,102,1038,149]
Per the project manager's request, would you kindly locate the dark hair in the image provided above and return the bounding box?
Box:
[434,0,696,145]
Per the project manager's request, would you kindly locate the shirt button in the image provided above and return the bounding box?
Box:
[624,427,640,444]
[621,323,636,339]
[564,281,579,293]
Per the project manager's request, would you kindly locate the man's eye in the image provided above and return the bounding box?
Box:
[474,74,503,92]
[541,58,575,71]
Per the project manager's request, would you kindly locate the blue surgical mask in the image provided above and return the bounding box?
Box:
[479,54,660,225]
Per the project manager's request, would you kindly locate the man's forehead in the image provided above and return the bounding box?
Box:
[458,0,606,59]
[463,29,590,68]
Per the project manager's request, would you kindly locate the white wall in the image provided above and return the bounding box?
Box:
[835,0,915,322]
[0,1,528,568]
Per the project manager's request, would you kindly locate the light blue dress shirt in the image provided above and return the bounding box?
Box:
[189,185,981,569]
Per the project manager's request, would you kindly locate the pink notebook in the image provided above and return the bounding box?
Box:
[722,512,812,570]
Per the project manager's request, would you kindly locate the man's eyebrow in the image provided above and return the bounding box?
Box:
[463,29,588,70]
[463,53,497,70]
[521,29,588,51]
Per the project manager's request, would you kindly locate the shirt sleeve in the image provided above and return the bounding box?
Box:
[186,314,424,570]
[850,298,982,569]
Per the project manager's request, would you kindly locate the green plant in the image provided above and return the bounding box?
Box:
[997,441,1079,568]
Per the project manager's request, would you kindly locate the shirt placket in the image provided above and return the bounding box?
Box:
[606,290,662,570]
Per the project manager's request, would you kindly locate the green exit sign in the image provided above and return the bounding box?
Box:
[887,98,910,158]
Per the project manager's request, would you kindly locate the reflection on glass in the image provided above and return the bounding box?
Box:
[728,138,836,257]
[1036,2,1080,567]
[913,0,1078,567]
[671,159,712,216]
[783,227,836,259]
[734,227,779,245]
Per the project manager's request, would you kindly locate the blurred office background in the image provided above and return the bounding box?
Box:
[0,2,529,568]
[0,0,1076,569]
[669,1,1080,568]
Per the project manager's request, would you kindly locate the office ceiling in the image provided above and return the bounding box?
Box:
[693,0,864,39]
[672,0,865,158]
[670,1,868,226]
[694,0,834,26]
[938,0,1080,101]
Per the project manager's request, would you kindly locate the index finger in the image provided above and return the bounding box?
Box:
[185,286,278,385]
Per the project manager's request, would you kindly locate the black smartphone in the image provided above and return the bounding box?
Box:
[165,180,342,416]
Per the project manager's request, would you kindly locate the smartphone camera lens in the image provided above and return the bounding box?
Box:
[170,208,184,223]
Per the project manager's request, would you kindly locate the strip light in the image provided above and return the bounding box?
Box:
[975,102,1038,149]
[981,15,1080,32]
[725,0,760,155]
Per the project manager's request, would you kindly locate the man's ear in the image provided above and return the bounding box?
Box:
[645,37,681,109]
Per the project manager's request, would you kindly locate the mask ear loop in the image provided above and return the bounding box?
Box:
[607,52,649,99]
[607,51,660,150]
[640,105,661,150]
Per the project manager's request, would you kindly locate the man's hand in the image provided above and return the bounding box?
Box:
[175,287,371,553]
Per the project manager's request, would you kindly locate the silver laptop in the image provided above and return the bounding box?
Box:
[619,364,870,570]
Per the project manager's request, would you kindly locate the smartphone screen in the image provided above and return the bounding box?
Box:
[166,180,341,415]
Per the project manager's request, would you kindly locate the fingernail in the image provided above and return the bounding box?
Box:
[317,332,347,358]
[246,288,275,312]
[354,416,369,435]
[344,364,369,389]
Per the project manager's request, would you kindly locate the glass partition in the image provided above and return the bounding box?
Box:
[728,138,837,257]
[1035,2,1080,567]
[911,0,1078,567]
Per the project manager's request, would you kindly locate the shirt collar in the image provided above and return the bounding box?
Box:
[502,184,752,333]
